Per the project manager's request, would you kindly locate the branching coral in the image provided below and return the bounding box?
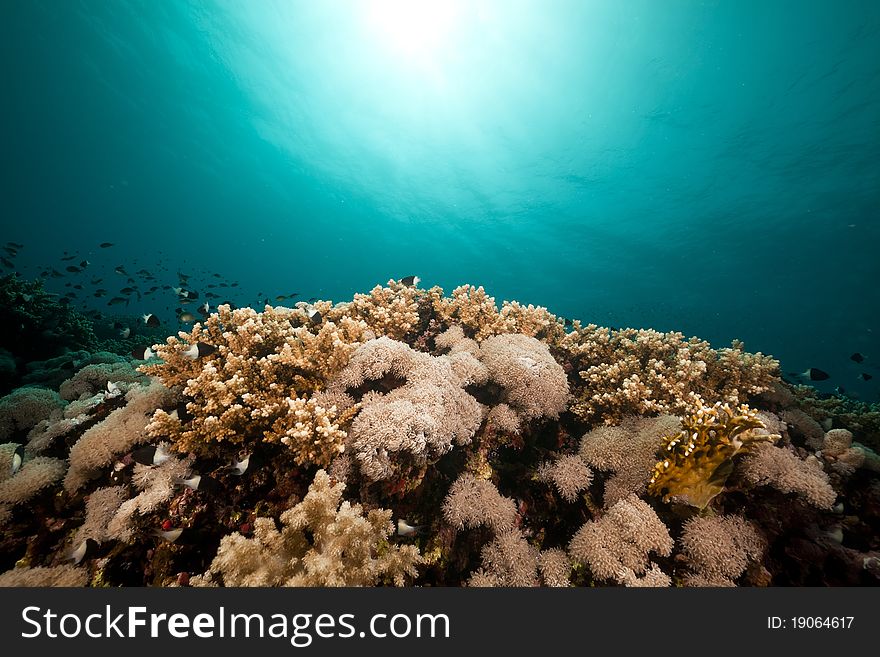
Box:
[144,304,370,464]
[194,470,420,586]
[467,530,539,587]
[647,401,778,509]
[564,324,779,425]
[330,280,422,341]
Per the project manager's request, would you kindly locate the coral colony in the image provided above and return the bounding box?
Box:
[1,279,879,587]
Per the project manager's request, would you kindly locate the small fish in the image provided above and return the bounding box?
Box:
[178,312,197,323]
[91,277,103,285]
[307,307,322,325]
[119,327,131,339]
[131,444,171,466]
[0,257,13,268]
[231,455,250,476]
[307,297,317,303]
[153,528,184,543]
[850,353,865,363]
[175,401,194,423]
[2,246,17,256]
[60,254,77,261]
[107,297,128,306]
[106,380,122,396]
[79,260,89,268]
[834,386,847,395]
[68,538,99,565]
[114,265,128,275]
[400,275,420,287]
[798,368,830,381]
[179,474,220,493]
[94,289,107,297]
[142,313,161,327]
[182,342,216,360]
[99,242,114,248]
[65,266,81,273]
[6,242,23,249]
[859,373,873,381]
[131,345,157,360]
[275,295,288,302]
[73,284,83,290]
[197,301,210,315]
[49,269,63,278]
[11,444,24,475]
[395,519,425,537]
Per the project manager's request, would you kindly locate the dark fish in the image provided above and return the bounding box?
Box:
[60,254,76,261]
[68,538,99,565]
[136,269,151,276]
[142,313,161,327]
[859,373,873,381]
[2,247,16,256]
[79,260,89,268]
[197,301,209,315]
[205,292,219,299]
[850,353,865,363]
[213,273,221,278]
[73,284,82,290]
[178,312,197,323]
[219,282,229,288]
[307,307,322,325]
[6,242,23,249]
[179,474,220,493]
[1,257,15,268]
[131,444,170,466]
[94,289,107,297]
[119,327,131,339]
[800,368,830,381]
[131,345,156,360]
[174,401,194,423]
[50,269,63,278]
[107,297,128,306]
[64,292,77,298]
[91,278,103,285]
[120,287,136,295]
[183,342,216,359]
[400,275,420,286]
[66,266,81,273]
[231,282,239,287]
[99,242,114,248]
[307,297,317,303]
[114,266,128,275]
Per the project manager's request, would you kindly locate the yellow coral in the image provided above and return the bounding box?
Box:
[648,401,778,509]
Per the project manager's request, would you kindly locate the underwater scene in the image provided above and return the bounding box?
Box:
[1,0,879,587]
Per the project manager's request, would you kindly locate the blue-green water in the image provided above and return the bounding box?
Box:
[2,0,879,397]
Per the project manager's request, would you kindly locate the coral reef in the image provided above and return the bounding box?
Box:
[647,401,778,509]
[0,280,876,588]
[193,470,420,586]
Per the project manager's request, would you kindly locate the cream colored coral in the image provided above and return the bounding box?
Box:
[564,325,778,425]
[568,494,673,581]
[680,515,765,585]
[0,565,88,587]
[196,470,421,587]
[443,473,517,534]
[536,454,593,503]
[333,337,484,481]
[738,443,836,509]
[331,280,422,340]
[64,380,173,493]
[144,306,369,462]
[0,456,66,505]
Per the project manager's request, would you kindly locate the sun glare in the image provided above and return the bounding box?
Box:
[366,0,460,59]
